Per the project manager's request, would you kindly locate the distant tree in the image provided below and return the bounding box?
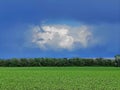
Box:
[0,57,116,67]
[115,55,120,67]
[10,58,21,67]
[20,58,29,67]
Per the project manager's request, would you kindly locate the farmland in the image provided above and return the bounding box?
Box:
[0,67,120,90]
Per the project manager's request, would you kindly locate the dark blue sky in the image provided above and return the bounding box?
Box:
[0,0,120,58]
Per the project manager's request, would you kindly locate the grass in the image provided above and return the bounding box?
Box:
[0,67,120,90]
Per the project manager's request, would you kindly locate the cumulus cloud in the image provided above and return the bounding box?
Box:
[30,24,97,50]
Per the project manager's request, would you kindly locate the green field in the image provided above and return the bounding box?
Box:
[0,67,120,90]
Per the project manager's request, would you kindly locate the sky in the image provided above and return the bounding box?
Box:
[0,0,120,59]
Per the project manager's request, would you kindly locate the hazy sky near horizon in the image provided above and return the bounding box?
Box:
[0,0,120,58]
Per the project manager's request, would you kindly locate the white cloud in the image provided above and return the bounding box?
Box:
[30,24,97,50]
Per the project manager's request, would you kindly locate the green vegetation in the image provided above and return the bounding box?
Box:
[0,58,115,67]
[115,55,120,67]
[0,67,120,90]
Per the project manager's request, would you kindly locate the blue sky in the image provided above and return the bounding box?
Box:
[0,0,120,58]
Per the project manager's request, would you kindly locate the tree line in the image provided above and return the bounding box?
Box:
[0,57,117,67]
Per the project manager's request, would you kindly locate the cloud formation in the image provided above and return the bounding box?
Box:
[31,24,97,50]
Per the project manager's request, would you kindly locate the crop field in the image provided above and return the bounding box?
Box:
[0,67,120,90]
